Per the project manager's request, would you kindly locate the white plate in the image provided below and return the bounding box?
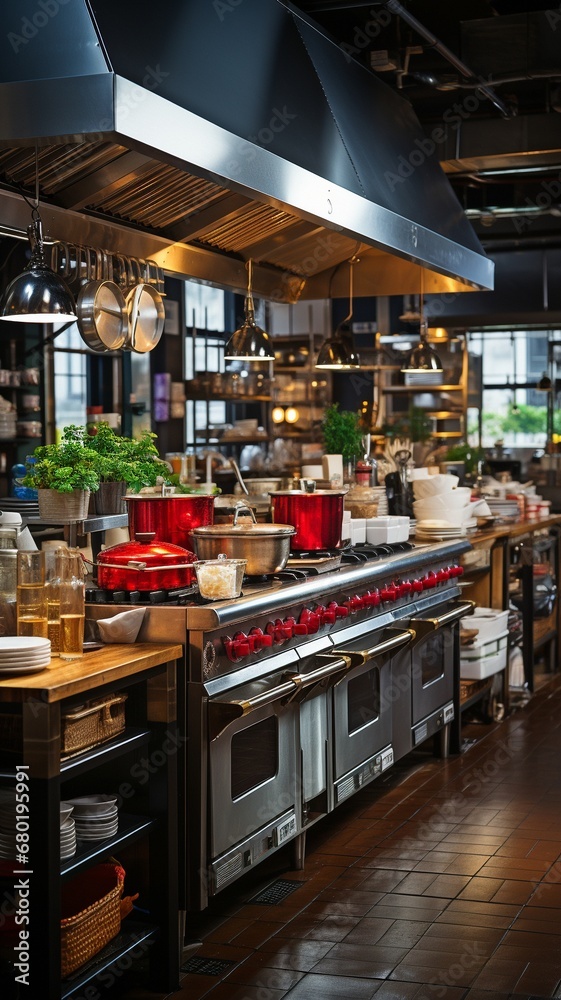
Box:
[75,819,119,833]
[76,826,119,841]
[0,637,50,652]
[73,808,118,824]
[0,647,52,660]
[0,663,50,675]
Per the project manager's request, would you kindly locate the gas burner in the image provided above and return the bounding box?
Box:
[244,568,310,583]
[86,586,200,606]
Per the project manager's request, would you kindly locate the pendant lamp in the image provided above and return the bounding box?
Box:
[401,271,443,374]
[316,255,361,370]
[224,259,274,361]
[536,371,552,391]
[0,152,76,324]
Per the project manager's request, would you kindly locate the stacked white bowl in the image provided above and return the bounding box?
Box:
[412,474,474,536]
[67,794,119,842]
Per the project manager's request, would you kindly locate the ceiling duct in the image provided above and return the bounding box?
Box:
[0,0,493,301]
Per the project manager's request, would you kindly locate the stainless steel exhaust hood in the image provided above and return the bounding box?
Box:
[0,0,493,301]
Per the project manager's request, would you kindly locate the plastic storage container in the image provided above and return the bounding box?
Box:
[194,554,246,600]
[460,630,509,680]
[468,607,509,642]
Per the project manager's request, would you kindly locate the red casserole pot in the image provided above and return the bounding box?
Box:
[97,532,198,591]
[269,490,346,551]
[125,493,214,552]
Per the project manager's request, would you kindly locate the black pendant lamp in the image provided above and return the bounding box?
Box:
[316,255,361,370]
[0,153,76,324]
[224,259,274,362]
[401,271,443,374]
[537,371,552,391]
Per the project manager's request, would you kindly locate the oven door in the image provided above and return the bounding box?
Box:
[408,600,474,741]
[207,655,349,890]
[329,628,415,805]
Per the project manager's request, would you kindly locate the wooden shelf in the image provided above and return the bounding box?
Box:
[382,384,463,393]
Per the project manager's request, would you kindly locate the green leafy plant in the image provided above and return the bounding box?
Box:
[23,425,100,493]
[444,443,485,476]
[86,422,169,493]
[321,403,364,461]
[382,406,433,443]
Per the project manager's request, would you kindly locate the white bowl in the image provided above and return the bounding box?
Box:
[417,509,465,526]
[412,474,460,498]
[66,794,118,816]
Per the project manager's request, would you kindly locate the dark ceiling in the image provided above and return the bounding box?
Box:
[293,0,561,251]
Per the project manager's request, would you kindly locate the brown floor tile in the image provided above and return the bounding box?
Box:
[200,986,287,1000]
[279,971,381,998]
[490,880,537,904]
[360,869,409,891]
[421,874,472,898]
[376,921,431,949]
[469,956,529,992]
[370,984,420,1000]
[457,877,505,901]
[392,871,439,895]
[513,960,561,994]
[309,957,399,979]
[224,956,305,989]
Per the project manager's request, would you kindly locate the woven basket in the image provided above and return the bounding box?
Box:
[61,863,125,977]
[61,694,127,755]
[38,488,91,522]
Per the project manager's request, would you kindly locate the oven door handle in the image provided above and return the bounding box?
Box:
[208,656,352,739]
[332,627,416,669]
[208,677,299,739]
[408,600,475,643]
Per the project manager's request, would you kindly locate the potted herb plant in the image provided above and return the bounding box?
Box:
[23,425,100,522]
[86,423,169,513]
[321,403,365,464]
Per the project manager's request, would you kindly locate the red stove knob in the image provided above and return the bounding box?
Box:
[399,580,413,597]
[363,589,381,608]
[249,628,273,651]
[299,608,320,634]
[436,568,450,583]
[412,578,424,593]
[345,595,364,613]
[423,572,437,589]
[449,564,464,578]
[224,634,250,661]
[381,583,398,602]
[329,602,349,619]
[316,605,336,625]
[285,616,308,636]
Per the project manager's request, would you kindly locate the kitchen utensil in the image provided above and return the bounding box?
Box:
[124,493,214,552]
[191,505,296,575]
[230,457,249,495]
[96,532,198,591]
[123,257,165,353]
[77,249,127,353]
[269,489,346,551]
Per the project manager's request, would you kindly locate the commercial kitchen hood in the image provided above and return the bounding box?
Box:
[0,0,493,302]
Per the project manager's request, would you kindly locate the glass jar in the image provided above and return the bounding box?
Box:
[58,549,85,660]
[16,550,47,638]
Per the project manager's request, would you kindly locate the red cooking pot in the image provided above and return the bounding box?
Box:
[269,489,346,551]
[97,532,198,591]
[125,493,214,552]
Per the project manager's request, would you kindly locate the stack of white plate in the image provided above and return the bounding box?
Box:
[371,486,389,515]
[0,789,16,859]
[415,519,470,541]
[485,497,520,521]
[67,794,119,842]
[0,637,51,674]
[60,803,76,860]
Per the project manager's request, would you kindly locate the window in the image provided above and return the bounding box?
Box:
[52,322,88,433]
[468,330,557,450]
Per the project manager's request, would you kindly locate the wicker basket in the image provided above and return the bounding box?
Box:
[61,694,127,755]
[61,863,125,977]
[37,488,91,522]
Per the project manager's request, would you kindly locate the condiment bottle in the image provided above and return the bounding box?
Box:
[45,548,63,654]
[58,549,86,660]
[16,550,47,638]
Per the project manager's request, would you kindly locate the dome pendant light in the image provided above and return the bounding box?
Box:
[537,371,552,392]
[0,151,76,324]
[316,255,361,370]
[401,271,443,374]
[224,259,274,361]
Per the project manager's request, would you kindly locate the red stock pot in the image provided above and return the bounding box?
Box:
[269,489,346,551]
[125,493,214,552]
[97,532,198,591]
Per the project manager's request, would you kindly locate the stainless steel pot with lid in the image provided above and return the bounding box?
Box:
[191,505,295,575]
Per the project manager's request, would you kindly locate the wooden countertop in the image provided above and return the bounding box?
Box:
[0,642,183,703]
[467,513,561,546]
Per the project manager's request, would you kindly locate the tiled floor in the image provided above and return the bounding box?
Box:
[134,672,561,1000]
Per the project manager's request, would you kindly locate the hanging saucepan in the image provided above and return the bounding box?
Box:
[124,257,165,354]
[76,249,128,353]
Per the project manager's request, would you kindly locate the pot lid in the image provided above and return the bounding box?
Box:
[269,490,347,497]
[191,523,295,537]
[98,532,197,565]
